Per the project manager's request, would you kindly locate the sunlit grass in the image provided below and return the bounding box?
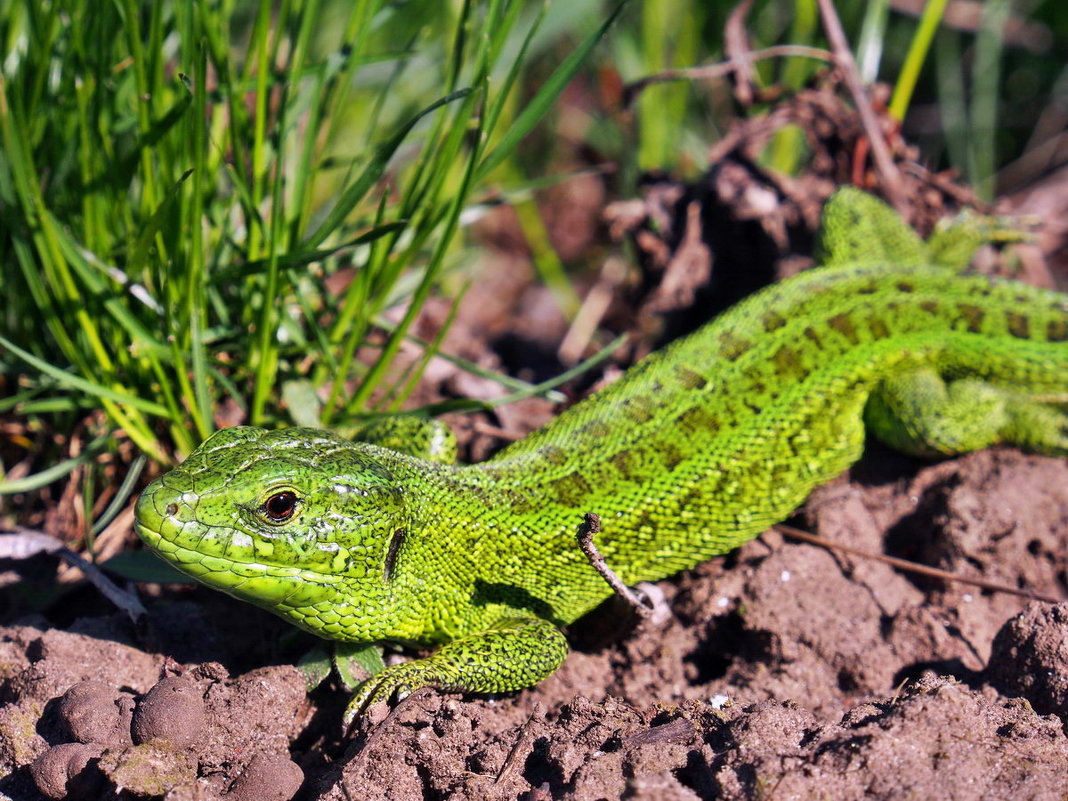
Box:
[0,0,625,473]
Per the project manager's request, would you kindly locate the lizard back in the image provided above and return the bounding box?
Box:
[428,263,1068,627]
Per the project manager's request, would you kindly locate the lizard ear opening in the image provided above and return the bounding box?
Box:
[383,526,406,582]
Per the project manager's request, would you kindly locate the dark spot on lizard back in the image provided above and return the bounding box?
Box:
[634,509,656,536]
[719,332,753,362]
[675,405,719,435]
[956,303,985,333]
[576,420,612,438]
[659,441,687,471]
[539,445,569,467]
[609,450,637,482]
[548,472,593,507]
[675,366,708,389]
[761,310,787,332]
[1005,312,1031,340]
[1047,318,1068,342]
[499,487,536,515]
[772,344,807,382]
[621,397,655,424]
[802,326,822,348]
[827,314,859,345]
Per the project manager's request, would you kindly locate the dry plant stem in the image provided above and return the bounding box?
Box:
[576,513,654,618]
[815,0,907,213]
[724,0,756,106]
[472,421,525,442]
[495,702,543,785]
[0,528,146,621]
[623,46,833,107]
[557,256,626,366]
[346,686,434,742]
[776,523,1063,604]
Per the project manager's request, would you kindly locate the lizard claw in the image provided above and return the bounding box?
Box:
[341,663,434,732]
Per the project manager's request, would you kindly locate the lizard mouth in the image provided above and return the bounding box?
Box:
[134,515,266,586]
[134,514,345,610]
[133,490,343,597]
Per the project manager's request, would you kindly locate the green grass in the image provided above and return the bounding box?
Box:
[0,0,625,473]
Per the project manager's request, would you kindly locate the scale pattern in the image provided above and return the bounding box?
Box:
[134,191,1068,715]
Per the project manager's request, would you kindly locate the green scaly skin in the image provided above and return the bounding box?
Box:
[135,190,1068,724]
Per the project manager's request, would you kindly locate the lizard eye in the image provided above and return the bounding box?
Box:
[263,491,299,522]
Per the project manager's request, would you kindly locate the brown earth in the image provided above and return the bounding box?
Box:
[2,448,1068,800]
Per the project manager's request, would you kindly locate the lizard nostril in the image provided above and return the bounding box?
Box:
[166,503,179,516]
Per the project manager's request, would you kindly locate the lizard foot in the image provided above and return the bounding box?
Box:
[343,661,447,730]
[341,616,569,732]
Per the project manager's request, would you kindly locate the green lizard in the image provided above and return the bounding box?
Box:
[134,189,1068,724]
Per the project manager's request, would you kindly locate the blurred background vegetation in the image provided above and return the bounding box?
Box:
[0,0,1065,547]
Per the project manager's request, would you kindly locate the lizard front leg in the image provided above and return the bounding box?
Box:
[344,615,568,727]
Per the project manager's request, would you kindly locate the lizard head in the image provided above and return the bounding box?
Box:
[134,426,417,642]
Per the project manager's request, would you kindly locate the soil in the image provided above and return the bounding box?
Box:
[2,448,1068,800]
[4,79,1068,800]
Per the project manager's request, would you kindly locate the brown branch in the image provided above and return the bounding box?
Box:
[576,513,654,618]
[776,523,1063,604]
[724,0,757,106]
[0,528,147,622]
[622,46,834,108]
[815,0,907,213]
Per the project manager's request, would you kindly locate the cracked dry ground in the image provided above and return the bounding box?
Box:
[1,447,1067,800]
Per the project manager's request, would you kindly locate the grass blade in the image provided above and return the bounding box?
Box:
[301,88,475,250]
[477,1,629,182]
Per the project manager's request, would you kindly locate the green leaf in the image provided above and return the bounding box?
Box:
[0,435,109,494]
[130,169,193,277]
[476,1,629,181]
[217,222,407,281]
[333,641,387,690]
[281,379,322,428]
[0,447,100,494]
[0,333,170,417]
[297,644,335,691]
[101,551,193,584]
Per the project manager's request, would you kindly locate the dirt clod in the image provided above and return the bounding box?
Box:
[29,741,105,800]
[131,675,207,747]
[56,680,135,747]
[988,601,1068,724]
[226,751,305,801]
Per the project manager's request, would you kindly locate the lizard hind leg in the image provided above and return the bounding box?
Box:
[864,367,1068,458]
